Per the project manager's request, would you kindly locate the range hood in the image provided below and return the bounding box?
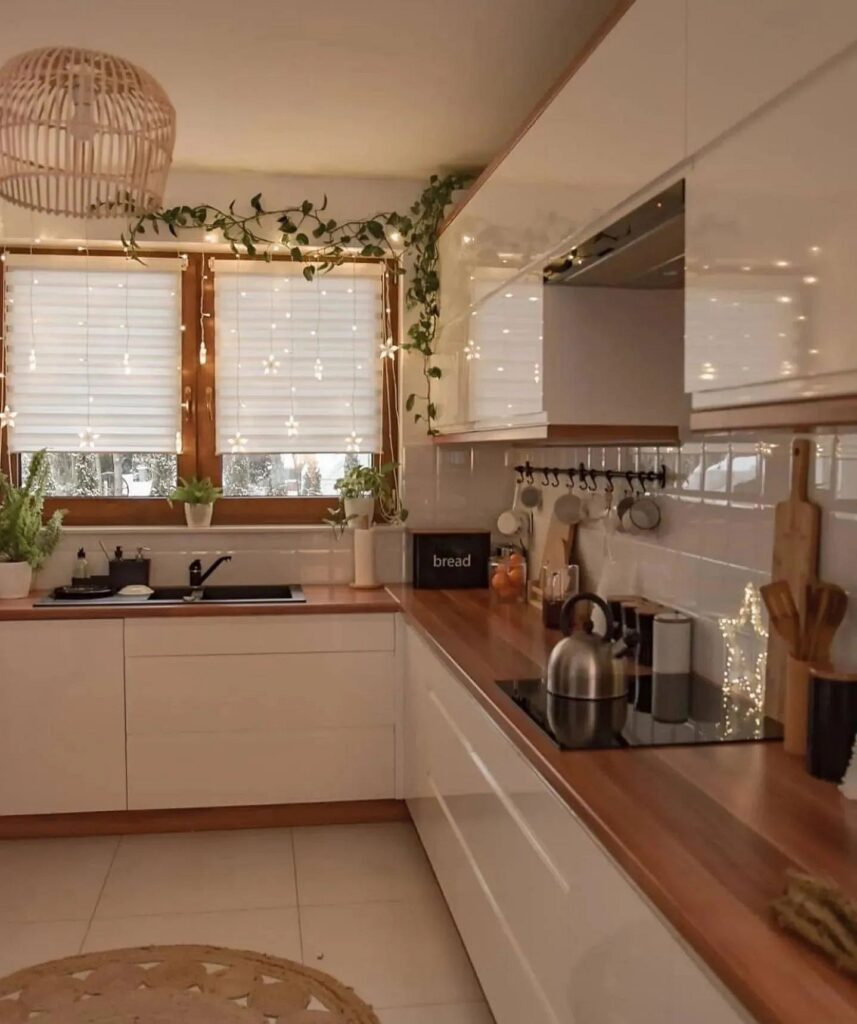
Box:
[545,180,684,289]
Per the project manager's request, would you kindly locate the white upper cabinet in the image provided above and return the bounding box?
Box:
[435,0,687,435]
[686,46,857,415]
[686,0,857,154]
[442,0,686,294]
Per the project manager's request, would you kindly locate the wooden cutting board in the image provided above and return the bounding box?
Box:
[766,439,820,720]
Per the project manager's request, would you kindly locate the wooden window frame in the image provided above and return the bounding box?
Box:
[0,249,399,526]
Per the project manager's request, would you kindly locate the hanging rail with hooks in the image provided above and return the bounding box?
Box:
[512,461,668,492]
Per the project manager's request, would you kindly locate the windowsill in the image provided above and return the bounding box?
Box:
[61,523,409,535]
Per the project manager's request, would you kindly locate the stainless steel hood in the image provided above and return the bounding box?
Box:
[545,180,684,289]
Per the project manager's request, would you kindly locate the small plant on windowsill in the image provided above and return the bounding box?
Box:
[325,462,407,538]
[168,476,222,529]
[0,449,65,599]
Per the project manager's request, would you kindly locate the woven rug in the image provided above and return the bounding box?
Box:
[0,944,381,1022]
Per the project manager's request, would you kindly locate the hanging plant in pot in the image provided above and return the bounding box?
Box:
[168,476,222,528]
[0,450,65,599]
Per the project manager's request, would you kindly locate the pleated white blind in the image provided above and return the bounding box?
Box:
[213,260,383,454]
[5,254,183,453]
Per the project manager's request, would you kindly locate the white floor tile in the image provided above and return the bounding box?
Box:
[0,920,88,977]
[300,898,483,1009]
[0,837,118,923]
[83,906,302,960]
[95,829,296,918]
[378,1005,495,1024]
[294,823,438,906]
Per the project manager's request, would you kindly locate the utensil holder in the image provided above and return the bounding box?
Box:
[807,668,857,781]
[783,656,811,756]
[108,558,150,590]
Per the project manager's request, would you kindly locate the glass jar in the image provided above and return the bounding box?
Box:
[489,550,528,603]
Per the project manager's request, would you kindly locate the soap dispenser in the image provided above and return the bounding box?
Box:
[73,547,89,582]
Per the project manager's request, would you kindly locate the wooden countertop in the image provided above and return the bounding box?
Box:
[0,586,399,620]
[388,585,857,1024]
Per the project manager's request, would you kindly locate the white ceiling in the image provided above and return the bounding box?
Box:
[0,0,617,179]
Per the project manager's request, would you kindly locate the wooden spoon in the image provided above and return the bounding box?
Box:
[803,582,848,664]
[760,580,802,658]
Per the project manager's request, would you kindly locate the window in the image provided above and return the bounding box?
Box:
[0,250,397,524]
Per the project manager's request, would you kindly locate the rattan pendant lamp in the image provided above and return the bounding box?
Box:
[0,46,175,217]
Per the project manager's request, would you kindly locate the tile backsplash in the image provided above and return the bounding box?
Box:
[511,430,857,686]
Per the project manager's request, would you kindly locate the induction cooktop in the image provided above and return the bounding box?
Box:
[495,672,784,751]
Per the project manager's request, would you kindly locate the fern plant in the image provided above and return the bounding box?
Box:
[0,450,65,568]
[167,476,222,506]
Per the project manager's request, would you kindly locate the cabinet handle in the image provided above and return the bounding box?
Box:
[205,386,214,421]
[181,385,194,421]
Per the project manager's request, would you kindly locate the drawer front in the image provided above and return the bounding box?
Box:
[124,614,396,657]
[409,784,553,1024]
[127,652,396,735]
[127,726,395,809]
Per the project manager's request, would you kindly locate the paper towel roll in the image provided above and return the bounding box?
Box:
[353,526,378,588]
[653,611,692,675]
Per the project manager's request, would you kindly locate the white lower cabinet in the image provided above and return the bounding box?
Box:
[125,615,398,810]
[403,625,751,1024]
[0,620,126,815]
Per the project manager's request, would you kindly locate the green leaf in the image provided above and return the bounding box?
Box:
[295,233,309,246]
[427,403,438,419]
[427,366,442,379]
[405,394,416,412]
[320,193,328,211]
[290,247,303,261]
[367,220,384,239]
[250,192,263,213]
[301,200,313,215]
[303,265,316,281]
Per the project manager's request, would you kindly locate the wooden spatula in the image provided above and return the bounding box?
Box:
[761,580,802,657]
[803,582,848,664]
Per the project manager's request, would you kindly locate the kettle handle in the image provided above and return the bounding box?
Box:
[558,592,614,640]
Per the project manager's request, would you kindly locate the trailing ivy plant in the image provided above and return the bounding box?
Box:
[110,172,470,434]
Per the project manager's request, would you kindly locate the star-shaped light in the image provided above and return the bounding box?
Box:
[285,414,299,437]
[379,336,399,361]
[345,430,362,453]
[78,426,100,449]
[313,358,324,381]
[0,405,17,429]
[262,353,280,375]
[228,432,247,453]
[463,341,481,362]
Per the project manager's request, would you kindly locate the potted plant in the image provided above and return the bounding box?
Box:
[0,450,65,599]
[332,462,404,528]
[168,476,222,528]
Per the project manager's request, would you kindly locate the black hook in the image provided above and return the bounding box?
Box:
[579,464,594,491]
[604,470,614,493]
[541,468,551,487]
[589,469,600,491]
[549,468,560,487]
[515,465,524,484]
[525,462,534,485]
[625,471,635,494]
[566,468,575,488]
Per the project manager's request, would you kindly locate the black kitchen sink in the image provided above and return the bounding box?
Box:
[149,584,306,603]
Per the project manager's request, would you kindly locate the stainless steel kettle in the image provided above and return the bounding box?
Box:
[546,593,630,699]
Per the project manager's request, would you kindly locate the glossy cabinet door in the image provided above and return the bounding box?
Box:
[686,47,857,412]
[403,624,751,1024]
[0,620,126,815]
[686,0,857,154]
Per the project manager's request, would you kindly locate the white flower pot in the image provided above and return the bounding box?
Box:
[344,496,375,527]
[0,561,33,600]
[185,503,214,528]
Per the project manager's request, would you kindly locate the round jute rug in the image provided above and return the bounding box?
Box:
[0,944,382,1023]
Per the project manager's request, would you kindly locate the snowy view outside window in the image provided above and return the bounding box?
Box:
[21,451,370,498]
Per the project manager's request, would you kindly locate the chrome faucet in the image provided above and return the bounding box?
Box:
[188,555,232,588]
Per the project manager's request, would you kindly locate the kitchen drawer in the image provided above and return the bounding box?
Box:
[127,726,395,809]
[409,781,552,1024]
[126,651,396,735]
[124,613,395,657]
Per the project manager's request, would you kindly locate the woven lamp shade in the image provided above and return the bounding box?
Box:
[0,46,175,218]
